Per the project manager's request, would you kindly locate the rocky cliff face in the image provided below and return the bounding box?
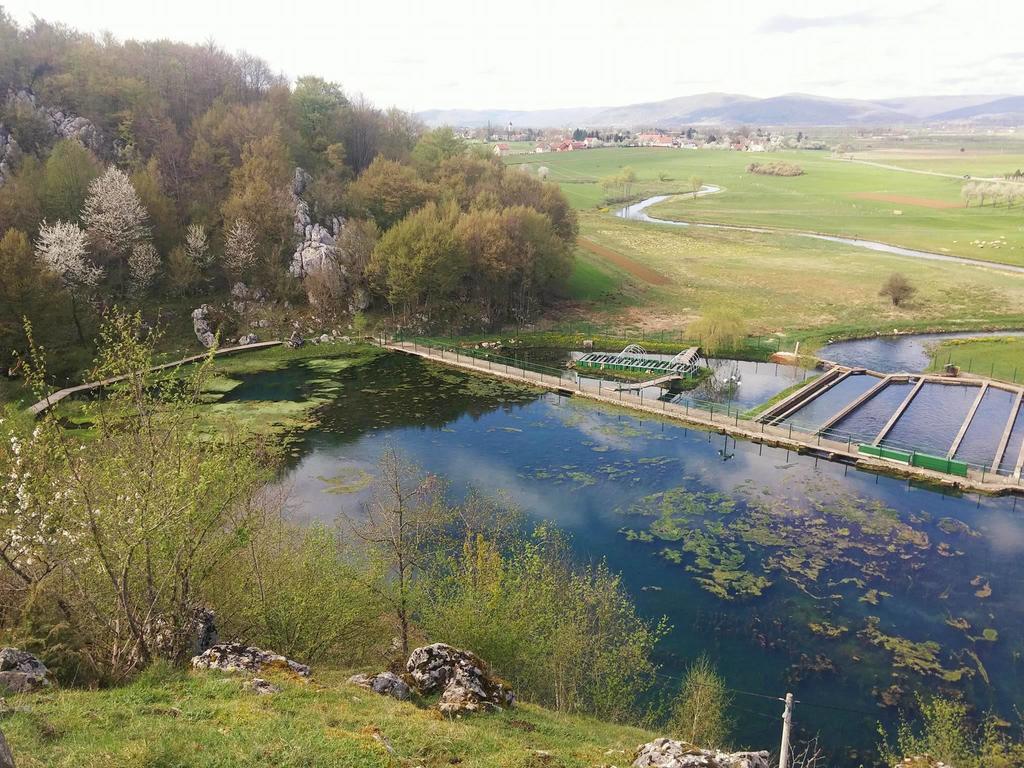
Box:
[289,167,371,315]
[0,88,105,187]
[290,167,342,278]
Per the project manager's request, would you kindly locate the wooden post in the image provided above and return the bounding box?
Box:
[779,693,794,768]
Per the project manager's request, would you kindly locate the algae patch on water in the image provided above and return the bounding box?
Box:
[318,467,374,495]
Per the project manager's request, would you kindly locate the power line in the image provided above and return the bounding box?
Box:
[651,670,882,718]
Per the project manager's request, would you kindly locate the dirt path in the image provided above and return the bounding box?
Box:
[850,192,961,209]
[577,236,671,285]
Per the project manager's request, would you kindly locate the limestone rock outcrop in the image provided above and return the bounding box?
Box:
[633,739,770,768]
[0,126,18,187]
[191,305,216,348]
[6,88,104,154]
[347,671,411,701]
[406,643,514,713]
[0,649,51,695]
[289,166,343,278]
[191,643,310,677]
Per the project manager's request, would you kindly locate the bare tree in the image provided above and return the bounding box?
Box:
[880,272,917,307]
[35,220,103,342]
[342,447,448,658]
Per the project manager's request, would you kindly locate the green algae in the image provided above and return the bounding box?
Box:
[859,589,892,606]
[859,617,971,681]
[808,621,848,639]
[318,467,374,495]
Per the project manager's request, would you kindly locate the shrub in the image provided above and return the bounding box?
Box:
[421,523,667,721]
[747,162,804,177]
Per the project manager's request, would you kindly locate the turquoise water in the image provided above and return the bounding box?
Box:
[226,352,1024,764]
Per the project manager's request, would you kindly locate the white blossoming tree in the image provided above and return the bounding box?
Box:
[35,220,103,342]
[184,223,212,270]
[81,166,151,291]
[223,217,257,282]
[128,241,161,295]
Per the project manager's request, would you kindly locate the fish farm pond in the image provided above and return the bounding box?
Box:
[194,335,1024,765]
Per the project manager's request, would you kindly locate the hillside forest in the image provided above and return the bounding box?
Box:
[0,11,577,382]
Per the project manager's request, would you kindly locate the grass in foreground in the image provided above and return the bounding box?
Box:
[0,666,655,768]
[927,336,1024,384]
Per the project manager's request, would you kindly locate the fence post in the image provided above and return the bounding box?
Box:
[779,693,794,768]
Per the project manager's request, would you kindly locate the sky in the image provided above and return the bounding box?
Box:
[8,1,1024,111]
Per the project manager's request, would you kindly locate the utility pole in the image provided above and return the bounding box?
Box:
[778,693,794,768]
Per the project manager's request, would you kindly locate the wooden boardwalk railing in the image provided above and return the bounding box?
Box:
[26,340,283,417]
[385,340,1024,496]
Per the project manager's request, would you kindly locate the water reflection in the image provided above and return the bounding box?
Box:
[227,352,1024,765]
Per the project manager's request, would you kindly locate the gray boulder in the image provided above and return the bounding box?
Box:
[191,305,216,348]
[191,643,310,677]
[0,726,13,768]
[406,643,513,713]
[0,649,50,695]
[238,334,259,345]
[347,671,411,701]
[248,678,281,695]
[633,738,770,768]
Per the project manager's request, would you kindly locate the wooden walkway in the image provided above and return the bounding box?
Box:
[27,340,283,417]
[385,341,1024,496]
[614,373,686,391]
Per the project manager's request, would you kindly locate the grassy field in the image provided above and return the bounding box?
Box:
[508,148,1024,264]
[927,336,1024,383]
[850,150,1024,178]
[0,665,656,768]
[574,209,1024,343]
[563,244,636,305]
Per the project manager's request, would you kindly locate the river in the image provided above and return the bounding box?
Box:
[215,348,1024,765]
[616,195,1024,275]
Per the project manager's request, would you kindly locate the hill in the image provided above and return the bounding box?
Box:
[418,92,1023,128]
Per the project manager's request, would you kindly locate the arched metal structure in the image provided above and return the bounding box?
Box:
[620,343,647,357]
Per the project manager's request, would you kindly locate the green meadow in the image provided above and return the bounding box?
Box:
[574,210,1024,342]
[505,146,1024,355]
[508,148,1024,264]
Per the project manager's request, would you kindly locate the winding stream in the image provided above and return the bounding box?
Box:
[616,195,1024,275]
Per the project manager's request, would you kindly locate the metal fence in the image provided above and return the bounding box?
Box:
[391,340,1024,488]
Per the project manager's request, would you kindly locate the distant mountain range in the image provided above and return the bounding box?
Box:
[417,92,1024,129]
